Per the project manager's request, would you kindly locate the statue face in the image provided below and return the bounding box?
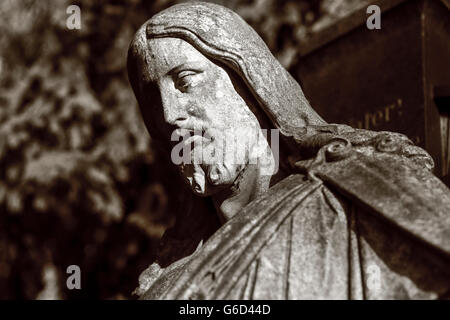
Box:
[143,37,274,196]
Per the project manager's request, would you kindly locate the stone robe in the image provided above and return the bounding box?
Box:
[138,125,450,300]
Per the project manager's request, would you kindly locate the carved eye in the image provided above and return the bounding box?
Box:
[175,70,199,92]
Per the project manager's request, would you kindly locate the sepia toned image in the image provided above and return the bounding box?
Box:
[1,0,450,303]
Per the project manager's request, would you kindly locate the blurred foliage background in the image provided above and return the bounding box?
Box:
[0,0,361,299]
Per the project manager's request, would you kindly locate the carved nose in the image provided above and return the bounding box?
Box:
[164,111,188,127]
[161,91,188,127]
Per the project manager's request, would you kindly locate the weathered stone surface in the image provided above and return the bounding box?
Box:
[127,2,450,299]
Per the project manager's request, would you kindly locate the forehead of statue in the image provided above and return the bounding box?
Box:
[146,37,211,83]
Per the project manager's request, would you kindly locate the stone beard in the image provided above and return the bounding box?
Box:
[128,2,450,299]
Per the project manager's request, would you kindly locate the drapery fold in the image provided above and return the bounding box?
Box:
[141,173,450,300]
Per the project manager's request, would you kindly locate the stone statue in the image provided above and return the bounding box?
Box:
[127,2,450,299]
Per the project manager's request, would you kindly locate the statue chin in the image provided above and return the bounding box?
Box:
[184,162,244,197]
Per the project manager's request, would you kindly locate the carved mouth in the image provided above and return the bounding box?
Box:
[183,134,206,151]
[173,128,214,165]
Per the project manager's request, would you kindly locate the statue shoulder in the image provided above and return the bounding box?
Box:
[292,124,450,259]
[291,124,434,172]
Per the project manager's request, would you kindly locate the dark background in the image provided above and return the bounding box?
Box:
[2,0,444,299]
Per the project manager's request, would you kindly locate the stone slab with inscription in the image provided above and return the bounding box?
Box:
[293,0,450,180]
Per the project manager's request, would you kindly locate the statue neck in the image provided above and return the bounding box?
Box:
[212,163,272,224]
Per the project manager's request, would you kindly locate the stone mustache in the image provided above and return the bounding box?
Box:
[127,2,450,299]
